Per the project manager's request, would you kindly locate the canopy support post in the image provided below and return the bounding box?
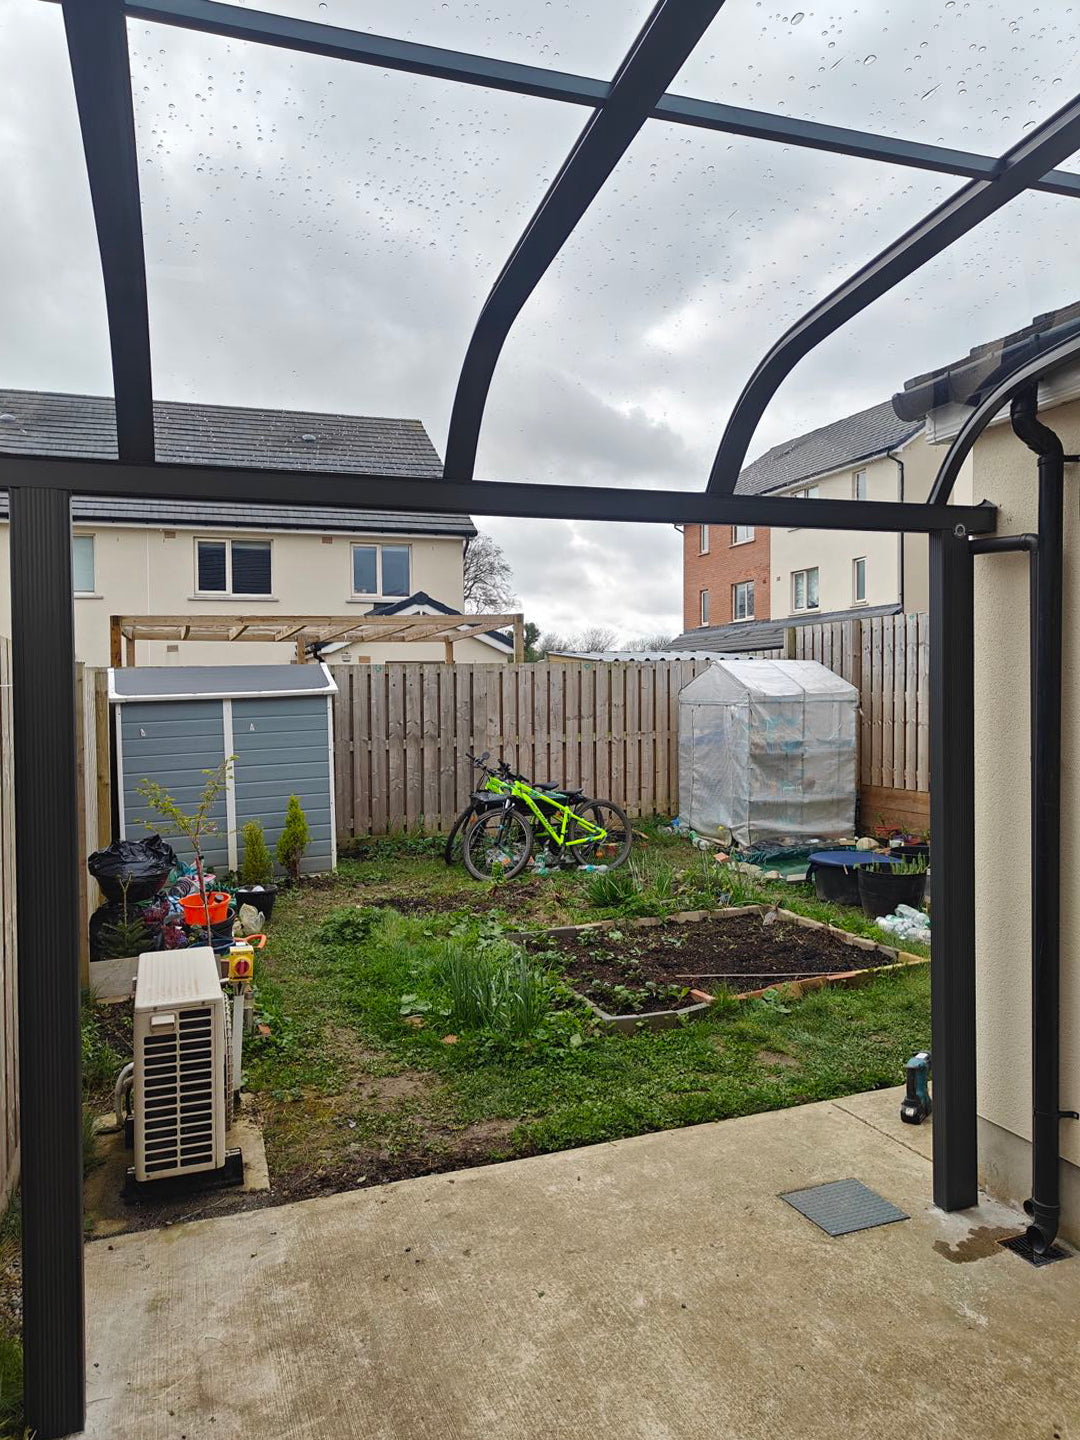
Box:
[9,486,86,1439]
[929,527,978,1211]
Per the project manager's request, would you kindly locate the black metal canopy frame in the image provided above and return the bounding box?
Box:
[6,0,1080,1433]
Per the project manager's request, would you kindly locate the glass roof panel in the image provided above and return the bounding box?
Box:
[476,121,951,490]
[128,20,584,436]
[0,0,113,410]
[755,184,1080,473]
[222,0,652,78]
[672,3,1080,156]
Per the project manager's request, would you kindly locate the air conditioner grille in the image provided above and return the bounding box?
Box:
[141,1006,216,1174]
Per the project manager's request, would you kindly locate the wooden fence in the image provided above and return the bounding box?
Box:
[0,641,18,1208]
[330,659,716,836]
[330,617,930,840]
[793,612,930,830]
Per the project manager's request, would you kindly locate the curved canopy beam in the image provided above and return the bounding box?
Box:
[706,91,1080,494]
[62,0,155,462]
[929,329,1080,507]
[443,0,726,482]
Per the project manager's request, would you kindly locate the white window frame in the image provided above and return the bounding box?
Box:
[194,537,274,598]
[853,468,868,500]
[72,533,96,596]
[699,524,710,555]
[853,556,867,605]
[350,542,412,599]
[787,483,819,531]
[699,588,710,626]
[731,524,755,545]
[792,566,820,613]
[732,579,755,621]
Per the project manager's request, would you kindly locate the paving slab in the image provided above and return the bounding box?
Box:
[82,1087,1077,1440]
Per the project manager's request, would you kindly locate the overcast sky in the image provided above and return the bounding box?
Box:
[2,1,1078,641]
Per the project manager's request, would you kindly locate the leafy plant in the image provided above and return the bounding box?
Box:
[867,857,928,876]
[276,794,310,883]
[585,866,637,908]
[431,939,550,1038]
[98,876,152,960]
[138,756,233,931]
[240,820,274,887]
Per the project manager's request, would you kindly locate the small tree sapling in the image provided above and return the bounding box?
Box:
[276,794,310,883]
[138,756,233,933]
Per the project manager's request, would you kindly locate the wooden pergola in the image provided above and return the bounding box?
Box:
[109,611,525,665]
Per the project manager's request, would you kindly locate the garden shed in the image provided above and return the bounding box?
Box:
[109,664,338,875]
[679,659,858,846]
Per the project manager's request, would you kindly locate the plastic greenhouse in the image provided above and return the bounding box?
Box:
[678,660,858,846]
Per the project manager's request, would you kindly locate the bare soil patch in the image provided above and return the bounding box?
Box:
[533,913,885,1015]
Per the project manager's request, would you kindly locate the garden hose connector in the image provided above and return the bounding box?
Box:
[900,1051,932,1124]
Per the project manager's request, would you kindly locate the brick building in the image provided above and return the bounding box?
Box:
[681,521,770,632]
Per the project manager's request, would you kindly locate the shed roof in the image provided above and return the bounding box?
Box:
[0,389,475,538]
[670,603,902,654]
[109,663,337,703]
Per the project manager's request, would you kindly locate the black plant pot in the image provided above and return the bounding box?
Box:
[857,867,927,920]
[235,885,277,922]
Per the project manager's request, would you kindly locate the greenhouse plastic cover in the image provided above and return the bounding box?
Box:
[678,659,858,846]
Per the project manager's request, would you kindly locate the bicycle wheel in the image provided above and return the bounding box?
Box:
[444,802,482,865]
[463,807,534,882]
[572,798,632,869]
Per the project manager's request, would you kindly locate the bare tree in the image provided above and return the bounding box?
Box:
[575,625,619,652]
[623,632,674,652]
[462,531,517,613]
[537,630,572,656]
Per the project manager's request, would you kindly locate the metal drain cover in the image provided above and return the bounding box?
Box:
[780,1178,909,1236]
[999,1234,1072,1267]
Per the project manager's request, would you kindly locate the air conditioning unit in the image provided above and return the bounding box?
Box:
[133,947,227,1182]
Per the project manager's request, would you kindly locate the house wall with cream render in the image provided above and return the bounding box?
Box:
[0,522,505,665]
[925,381,1080,1243]
[767,429,960,617]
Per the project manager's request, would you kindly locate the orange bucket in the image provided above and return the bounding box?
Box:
[179,891,231,926]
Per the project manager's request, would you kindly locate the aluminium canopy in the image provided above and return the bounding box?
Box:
[678,659,857,846]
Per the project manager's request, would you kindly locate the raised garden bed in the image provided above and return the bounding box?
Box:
[528,906,926,1033]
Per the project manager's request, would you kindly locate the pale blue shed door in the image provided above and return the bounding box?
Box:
[119,700,230,871]
[232,696,333,874]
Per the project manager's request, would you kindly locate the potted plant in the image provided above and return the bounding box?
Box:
[276,794,310,884]
[138,756,233,935]
[857,855,928,919]
[236,819,277,921]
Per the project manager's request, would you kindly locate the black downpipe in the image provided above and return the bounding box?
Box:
[1010,387,1066,1253]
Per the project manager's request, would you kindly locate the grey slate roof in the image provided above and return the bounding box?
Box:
[0,389,475,538]
[893,300,1080,422]
[670,602,903,654]
[734,400,919,496]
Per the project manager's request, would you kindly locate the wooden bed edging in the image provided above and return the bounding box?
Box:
[523,905,929,1032]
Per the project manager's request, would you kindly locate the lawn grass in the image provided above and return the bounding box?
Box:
[239,826,931,1198]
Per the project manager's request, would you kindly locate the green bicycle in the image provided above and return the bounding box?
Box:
[462,753,632,882]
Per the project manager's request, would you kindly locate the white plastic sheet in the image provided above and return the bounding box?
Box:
[678,659,857,845]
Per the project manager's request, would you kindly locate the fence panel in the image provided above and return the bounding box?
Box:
[331,658,714,836]
[795,614,929,802]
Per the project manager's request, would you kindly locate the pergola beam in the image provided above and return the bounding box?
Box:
[708,91,1080,493]
[444,0,728,480]
[60,0,154,461]
[122,0,1080,201]
[0,455,998,534]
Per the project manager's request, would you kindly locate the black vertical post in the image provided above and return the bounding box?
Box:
[1027,438,1065,1251]
[929,527,978,1210]
[9,487,85,1438]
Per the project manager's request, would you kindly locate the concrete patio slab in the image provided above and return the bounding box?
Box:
[82,1087,1077,1440]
